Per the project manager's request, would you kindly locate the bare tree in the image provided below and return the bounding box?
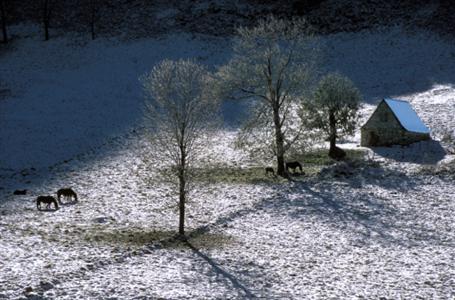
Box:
[42,0,52,41]
[84,0,101,40]
[302,73,361,159]
[217,16,318,177]
[89,0,97,40]
[0,0,7,43]
[141,59,219,236]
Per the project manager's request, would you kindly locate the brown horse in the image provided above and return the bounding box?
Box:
[57,188,78,204]
[285,161,303,173]
[36,196,59,211]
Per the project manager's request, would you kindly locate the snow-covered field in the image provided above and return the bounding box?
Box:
[1,25,455,299]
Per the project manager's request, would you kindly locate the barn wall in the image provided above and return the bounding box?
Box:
[364,102,402,130]
[360,101,430,146]
[361,128,430,146]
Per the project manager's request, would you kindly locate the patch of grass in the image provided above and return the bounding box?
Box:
[193,166,287,185]
[83,227,233,249]
[83,227,174,246]
[186,232,233,249]
[290,148,367,166]
[193,148,367,184]
[16,223,233,250]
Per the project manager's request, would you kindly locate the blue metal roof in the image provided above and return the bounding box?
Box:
[384,98,430,134]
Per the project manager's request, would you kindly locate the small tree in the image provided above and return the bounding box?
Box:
[141,59,219,236]
[83,0,102,40]
[0,0,7,43]
[218,16,318,177]
[302,73,361,159]
[42,0,52,41]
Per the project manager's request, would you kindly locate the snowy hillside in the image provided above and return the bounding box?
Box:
[1,26,454,171]
[1,24,455,299]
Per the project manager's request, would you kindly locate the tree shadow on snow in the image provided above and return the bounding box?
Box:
[184,240,258,299]
[273,175,453,248]
[370,140,447,164]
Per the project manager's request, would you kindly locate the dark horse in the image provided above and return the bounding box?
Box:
[285,161,303,173]
[57,188,78,204]
[265,167,275,177]
[36,196,59,211]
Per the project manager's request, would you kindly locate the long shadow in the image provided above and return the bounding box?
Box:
[275,176,454,248]
[291,182,402,245]
[1,27,454,196]
[17,189,282,298]
[18,171,452,297]
[311,159,418,191]
[0,33,233,173]
[0,34,233,206]
[371,140,447,164]
[184,240,256,299]
[19,230,255,298]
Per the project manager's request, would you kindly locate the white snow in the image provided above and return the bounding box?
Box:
[1,24,455,299]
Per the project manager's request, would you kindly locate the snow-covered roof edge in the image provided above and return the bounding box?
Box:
[383,98,430,134]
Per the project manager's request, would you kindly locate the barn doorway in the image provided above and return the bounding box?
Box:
[367,131,379,146]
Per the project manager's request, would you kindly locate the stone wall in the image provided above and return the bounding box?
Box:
[361,127,430,146]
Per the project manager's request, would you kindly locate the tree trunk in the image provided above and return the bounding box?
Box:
[328,111,336,153]
[0,0,7,43]
[178,135,186,236]
[273,105,287,177]
[178,173,185,236]
[43,0,49,41]
[328,110,347,160]
[90,19,95,40]
[329,112,346,160]
[44,20,49,41]
[90,0,96,40]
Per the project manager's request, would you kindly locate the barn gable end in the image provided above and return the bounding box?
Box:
[361,99,430,147]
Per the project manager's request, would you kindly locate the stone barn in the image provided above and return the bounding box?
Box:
[361,98,430,147]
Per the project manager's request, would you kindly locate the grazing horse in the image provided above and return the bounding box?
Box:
[36,196,59,211]
[57,188,78,204]
[265,167,275,177]
[285,161,303,173]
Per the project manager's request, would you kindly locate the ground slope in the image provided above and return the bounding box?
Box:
[1,26,455,299]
